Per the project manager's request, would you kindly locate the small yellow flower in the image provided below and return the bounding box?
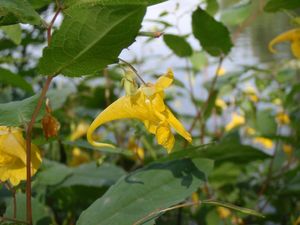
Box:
[282,144,293,156]
[269,28,300,58]
[253,137,274,150]
[128,137,145,161]
[215,98,227,110]
[294,215,300,225]
[0,126,42,186]
[245,127,256,136]
[217,67,226,76]
[69,148,90,167]
[217,207,231,219]
[276,112,290,125]
[244,86,259,103]
[70,121,90,141]
[87,69,192,153]
[272,98,282,106]
[225,112,245,131]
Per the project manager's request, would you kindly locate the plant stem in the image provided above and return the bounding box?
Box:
[118,58,147,85]
[25,76,53,224]
[25,5,61,224]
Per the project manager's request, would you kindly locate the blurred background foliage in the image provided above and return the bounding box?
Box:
[0,0,299,225]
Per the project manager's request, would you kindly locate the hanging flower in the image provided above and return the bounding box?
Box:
[253,137,274,150]
[225,112,245,131]
[282,144,293,156]
[276,112,290,125]
[87,69,192,153]
[268,28,300,58]
[0,126,42,186]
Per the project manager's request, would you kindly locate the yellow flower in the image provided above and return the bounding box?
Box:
[87,69,192,153]
[269,28,300,58]
[128,137,145,161]
[245,127,256,136]
[215,98,227,110]
[282,144,293,156]
[272,98,282,106]
[217,67,226,76]
[69,147,90,167]
[217,207,231,219]
[0,126,42,186]
[276,112,290,125]
[244,86,258,103]
[253,137,274,150]
[70,121,90,141]
[225,112,245,131]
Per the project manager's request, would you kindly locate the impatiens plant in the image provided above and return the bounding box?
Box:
[0,0,299,225]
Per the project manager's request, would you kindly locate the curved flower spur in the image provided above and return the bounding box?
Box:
[87,68,192,153]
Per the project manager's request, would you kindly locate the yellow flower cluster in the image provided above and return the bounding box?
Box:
[225,113,245,131]
[0,126,42,186]
[87,69,192,153]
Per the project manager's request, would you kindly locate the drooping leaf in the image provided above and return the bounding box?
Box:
[0,67,33,92]
[38,6,146,77]
[0,0,42,26]
[221,3,251,26]
[163,34,193,57]
[64,0,166,8]
[0,86,74,126]
[264,0,300,12]
[0,24,22,44]
[77,158,213,225]
[28,0,52,9]
[192,7,233,56]
[5,193,51,225]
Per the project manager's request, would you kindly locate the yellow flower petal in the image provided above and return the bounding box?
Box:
[253,137,274,149]
[70,122,89,141]
[282,144,293,156]
[217,207,231,219]
[269,28,300,58]
[87,69,192,152]
[0,126,42,186]
[225,113,245,131]
[155,68,174,90]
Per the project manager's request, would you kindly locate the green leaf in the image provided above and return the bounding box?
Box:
[163,139,269,166]
[35,160,72,186]
[0,67,33,92]
[28,0,52,9]
[255,109,277,136]
[221,3,251,26]
[192,7,233,56]
[5,193,51,225]
[0,24,22,44]
[190,51,208,71]
[38,6,146,77]
[58,162,127,188]
[0,0,42,26]
[163,34,193,57]
[0,86,74,126]
[205,0,219,15]
[264,0,300,12]
[77,158,213,225]
[64,0,166,8]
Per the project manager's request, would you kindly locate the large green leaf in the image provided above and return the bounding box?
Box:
[192,7,233,56]
[5,193,51,225]
[0,86,74,126]
[64,0,166,8]
[163,34,193,57]
[77,158,213,225]
[38,6,146,77]
[264,0,300,12]
[0,67,33,92]
[0,0,42,26]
